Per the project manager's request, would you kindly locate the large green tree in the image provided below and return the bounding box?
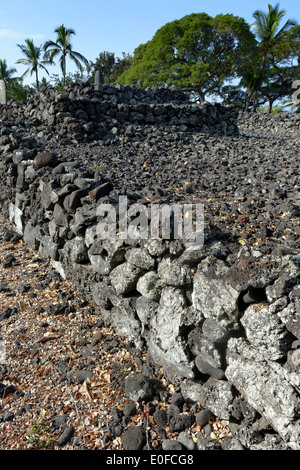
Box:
[16,39,50,91]
[44,24,89,86]
[117,13,256,103]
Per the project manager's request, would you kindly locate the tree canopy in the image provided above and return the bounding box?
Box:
[1,5,299,112]
[252,3,297,64]
[92,51,132,84]
[238,4,299,112]
[16,39,51,91]
[44,24,89,86]
[117,13,257,103]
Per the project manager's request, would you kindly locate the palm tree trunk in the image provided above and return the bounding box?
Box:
[35,68,39,91]
[62,54,66,86]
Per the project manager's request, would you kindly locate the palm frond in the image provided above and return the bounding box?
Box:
[70,50,89,68]
[44,24,88,84]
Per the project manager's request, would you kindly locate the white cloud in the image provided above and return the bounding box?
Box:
[0,29,44,41]
[0,29,23,39]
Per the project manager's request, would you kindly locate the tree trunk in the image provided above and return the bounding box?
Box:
[195,87,206,105]
[244,89,253,112]
[268,100,274,113]
[252,92,258,113]
[62,53,66,86]
[35,68,39,91]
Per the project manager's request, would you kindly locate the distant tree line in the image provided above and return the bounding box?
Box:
[1,4,299,112]
[117,4,300,112]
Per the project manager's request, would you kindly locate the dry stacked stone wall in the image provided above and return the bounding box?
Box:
[0,83,239,144]
[0,84,300,450]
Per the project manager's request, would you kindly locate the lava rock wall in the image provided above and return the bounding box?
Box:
[0,85,300,450]
[0,83,238,143]
[0,148,299,450]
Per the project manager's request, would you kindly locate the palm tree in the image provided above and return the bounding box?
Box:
[0,58,16,83]
[252,3,297,67]
[0,59,27,100]
[242,65,268,112]
[16,39,50,91]
[0,59,15,103]
[44,24,89,86]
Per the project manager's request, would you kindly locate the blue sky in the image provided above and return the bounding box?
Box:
[1,0,299,85]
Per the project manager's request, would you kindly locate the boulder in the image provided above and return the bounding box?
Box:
[34,152,58,168]
[226,338,300,450]
[110,262,144,295]
[149,286,194,379]
[192,255,240,330]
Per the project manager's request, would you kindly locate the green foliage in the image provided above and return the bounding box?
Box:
[241,3,299,111]
[25,412,54,450]
[117,12,256,103]
[91,51,133,84]
[16,39,51,91]
[0,58,27,100]
[44,24,89,85]
[252,3,297,62]
[257,102,289,113]
[218,84,249,110]
[7,78,28,100]
[50,70,92,90]
[1,6,299,112]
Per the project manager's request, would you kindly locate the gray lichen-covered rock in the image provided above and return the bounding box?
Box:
[182,377,235,420]
[157,254,192,286]
[226,338,300,450]
[23,220,40,250]
[265,274,298,303]
[100,306,143,350]
[74,204,98,226]
[135,296,158,326]
[149,286,194,379]
[40,235,59,261]
[124,372,154,403]
[110,261,144,295]
[125,247,155,270]
[53,203,70,227]
[201,318,231,344]
[194,355,225,380]
[136,271,163,302]
[240,298,294,361]
[88,250,114,275]
[277,298,300,340]
[143,239,169,256]
[63,188,88,213]
[228,251,300,293]
[87,240,118,275]
[188,328,225,379]
[192,255,240,330]
[63,236,88,263]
